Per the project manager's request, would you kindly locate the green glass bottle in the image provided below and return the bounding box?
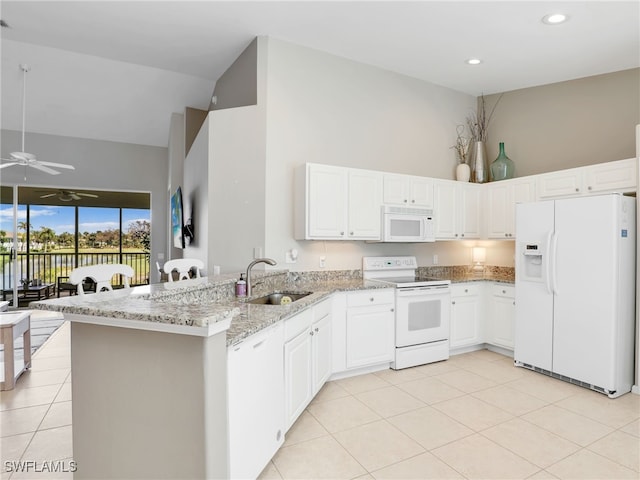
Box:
[490,142,515,181]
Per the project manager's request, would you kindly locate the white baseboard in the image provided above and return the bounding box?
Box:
[632,385,639,395]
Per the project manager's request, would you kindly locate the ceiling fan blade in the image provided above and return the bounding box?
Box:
[70,193,82,200]
[0,162,19,169]
[77,193,99,198]
[29,163,61,175]
[37,161,75,170]
[39,193,57,198]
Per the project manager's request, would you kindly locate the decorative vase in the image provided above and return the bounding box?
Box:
[469,141,488,183]
[490,142,515,181]
[455,163,471,182]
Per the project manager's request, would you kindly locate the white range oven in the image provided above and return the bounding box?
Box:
[363,256,451,369]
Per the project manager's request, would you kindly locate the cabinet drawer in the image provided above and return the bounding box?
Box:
[347,289,395,307]
[490,284,515,298]
[284,308,313,342]
[451,283,480,297]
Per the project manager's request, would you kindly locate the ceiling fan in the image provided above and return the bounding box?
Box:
[38,189,99,202]
[0,64,76,176]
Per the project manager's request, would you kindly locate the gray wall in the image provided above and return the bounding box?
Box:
[485,68,640,177]
[0,130,168,283]
[210,38,258,111]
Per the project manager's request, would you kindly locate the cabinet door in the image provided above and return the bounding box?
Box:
[450,285,482,348]
[311,312,332,395]
[536,170,583,198]
[308,164,347,239]
[348,170,382,239]
[433,181,458,239]
[383,174,410,205]
[486,183,510,238]
[410,176,434,208]
[346,305,394,368]
[284,329,313,429]
[459,185,481,239]
[584,158,637,193]
[488,285,515,349]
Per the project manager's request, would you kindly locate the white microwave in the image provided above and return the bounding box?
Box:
[379,206,436,242]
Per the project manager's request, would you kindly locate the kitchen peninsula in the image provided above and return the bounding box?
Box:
[32,268,513,479]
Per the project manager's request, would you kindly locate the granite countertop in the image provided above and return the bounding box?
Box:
[30,266,513,345]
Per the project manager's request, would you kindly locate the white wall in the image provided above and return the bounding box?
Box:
[183,107,267,275]
[262,37,497,271]
[182,117,209,269]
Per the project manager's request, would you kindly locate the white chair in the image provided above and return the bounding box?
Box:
[163,259,204,282]
[69,264,135,295]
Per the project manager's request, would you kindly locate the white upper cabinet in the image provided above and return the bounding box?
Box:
[433,180,481,240]
[295,163,381,240]
[537,158,636,199]
[295,159,636,242]
[348,169,383,239]
[383,174,434,208]
[487,178,536,238]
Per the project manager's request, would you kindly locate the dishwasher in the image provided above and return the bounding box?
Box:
[227,322,284,479]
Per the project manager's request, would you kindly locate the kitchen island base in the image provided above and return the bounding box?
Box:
[70,321,229,479]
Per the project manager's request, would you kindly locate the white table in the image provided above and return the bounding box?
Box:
[0,311,31,391]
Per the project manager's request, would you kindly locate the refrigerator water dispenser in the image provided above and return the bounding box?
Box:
[522,243,543,281]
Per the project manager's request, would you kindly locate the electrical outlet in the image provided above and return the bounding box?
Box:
[433,254,438,265]
[253,247,263,259]
[319,256,326,268]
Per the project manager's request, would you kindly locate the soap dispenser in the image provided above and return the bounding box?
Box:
[235,274,247,297]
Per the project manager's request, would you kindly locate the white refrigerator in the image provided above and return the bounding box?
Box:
[514,193,636,398]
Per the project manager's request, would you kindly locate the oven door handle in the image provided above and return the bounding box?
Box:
[396,286,450,296]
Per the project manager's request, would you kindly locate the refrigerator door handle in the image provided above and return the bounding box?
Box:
[550,231,559,295]
[544,231,553,294]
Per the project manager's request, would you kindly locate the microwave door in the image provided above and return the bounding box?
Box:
[386,215,424,241]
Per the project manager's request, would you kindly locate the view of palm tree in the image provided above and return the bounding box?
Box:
[1,199,151,297]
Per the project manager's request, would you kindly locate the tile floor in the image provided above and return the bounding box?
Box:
[1,322,639,479]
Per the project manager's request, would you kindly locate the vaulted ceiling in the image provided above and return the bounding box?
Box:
[1,1,638,148]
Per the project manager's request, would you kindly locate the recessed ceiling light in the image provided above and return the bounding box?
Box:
[542,13,568,25]
[466,58,482,65]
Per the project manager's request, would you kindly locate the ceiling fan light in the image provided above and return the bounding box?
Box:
[466,58,482,65]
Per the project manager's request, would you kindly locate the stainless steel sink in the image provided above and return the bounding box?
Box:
[246,292,312,305]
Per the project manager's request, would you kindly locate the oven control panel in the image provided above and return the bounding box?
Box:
[363,256,418,272]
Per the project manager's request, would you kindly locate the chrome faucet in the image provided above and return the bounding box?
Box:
[246,258,277,296]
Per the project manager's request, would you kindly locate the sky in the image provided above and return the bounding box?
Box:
[0,205,150,236]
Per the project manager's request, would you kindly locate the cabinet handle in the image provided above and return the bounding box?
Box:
[350,232,354,235]
[340,231,344,236]
[505,233,509,237]
[461,233,465,237]
[588,186,592,190]
[575,188,579,192]
[370,297,374,302]
[455,233,459,237]
[309,330,314,336]
[502,290,506,294]
[513,301,516,305]
[464,289,468,293]
[452,301,456,305]
[411,199,415,203]
[403,199,408,203]
[390,308,394,312]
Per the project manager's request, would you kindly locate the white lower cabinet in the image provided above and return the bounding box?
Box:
[345,289,395,368]
[284,300,332,430]
[487,284,516,349]
[228,323,285,480]
[450,283,483,349]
